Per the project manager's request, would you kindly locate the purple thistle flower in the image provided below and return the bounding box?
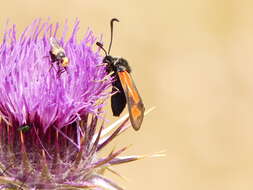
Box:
[0,19,143,190]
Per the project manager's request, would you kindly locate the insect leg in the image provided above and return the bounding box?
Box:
[93,72,114,83]
[96,63,107,67]
[57,67,67,77]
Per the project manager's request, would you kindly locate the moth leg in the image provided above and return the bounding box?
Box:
[93,72,114,83]
[96,63,107,67]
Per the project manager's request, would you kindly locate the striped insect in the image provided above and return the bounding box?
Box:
[49,37,69,75]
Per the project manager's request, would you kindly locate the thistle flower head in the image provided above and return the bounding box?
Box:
[0,19,141,190]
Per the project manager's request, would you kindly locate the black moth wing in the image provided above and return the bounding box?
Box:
[111,74,127,116]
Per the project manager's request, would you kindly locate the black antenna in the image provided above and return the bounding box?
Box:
[108,18,119,54]
[96,42,108,56]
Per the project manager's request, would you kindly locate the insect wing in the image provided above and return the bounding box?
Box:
[49,37,65,54]
[118,71,145,130]
[111,75,127,116]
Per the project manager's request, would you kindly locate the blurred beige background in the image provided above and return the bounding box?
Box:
[1,0,253,189]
